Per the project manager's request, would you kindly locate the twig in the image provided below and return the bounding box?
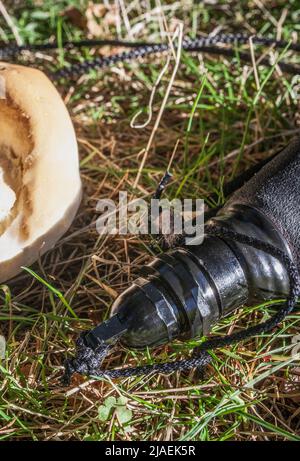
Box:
[167,138,180,172]
[130,53,172,129]
[0,1,22,45]
[133,22,183,189]
[249,36,260,91]
[130,15,178,130]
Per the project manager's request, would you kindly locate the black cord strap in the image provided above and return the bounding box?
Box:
[1,33,300,57]
[62,224,300,385]
[1,34,300,78]
[52,34,300,79]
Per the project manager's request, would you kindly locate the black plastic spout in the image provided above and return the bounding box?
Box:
[85,202,292,350]
[84,138,300,352]
[107,204,291,349]
[84,314,127,349]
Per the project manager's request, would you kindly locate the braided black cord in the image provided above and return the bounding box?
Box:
[62,337,212,384]
[62,224,300,384]
[0,38,157,58]
[52,34,300,79]
[62,333,113,385]
[1,33,300,58]
[1,34,299,77]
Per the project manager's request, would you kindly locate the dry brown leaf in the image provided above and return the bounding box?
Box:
[60,5,87,30]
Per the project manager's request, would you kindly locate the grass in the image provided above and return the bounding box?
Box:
[1,0,300,441]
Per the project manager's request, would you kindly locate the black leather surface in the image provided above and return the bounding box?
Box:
[226,137,300,269]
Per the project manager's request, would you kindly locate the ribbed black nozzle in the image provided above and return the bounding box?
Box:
[64,139,300,383]
[109,204,291,350]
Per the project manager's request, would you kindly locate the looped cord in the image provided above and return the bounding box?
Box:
[62,333,113,385]
[62,224,300,385]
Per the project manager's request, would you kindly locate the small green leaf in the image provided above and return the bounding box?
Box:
[116,406,132,424]
[117,396,128,406]
[98,405,110,421]
[105,396,117,409]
